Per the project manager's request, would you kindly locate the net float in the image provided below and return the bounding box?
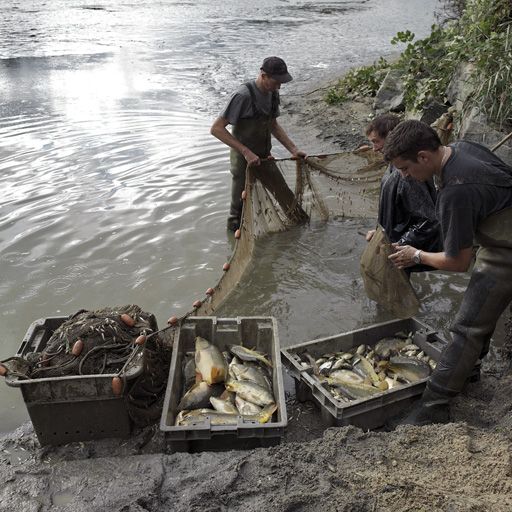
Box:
[318,154,327,158]
[267,155,275,160]
[446,122,453,130]
[42,354,50,367]
[235,229,241,239]
[290,155,299,160]
[223,262,230,271]
[358,145,370,151]
[193,300,202,308]
[121,314,135,327]
[72,340,84,357]
[206,287,214,296]
[135,335,146,346]
[168,317,179,325]
[0,364,7,377]
[241,190,247,200]
[112,376,123,395]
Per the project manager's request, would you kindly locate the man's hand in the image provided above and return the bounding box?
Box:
[389,244,416,270]
[242,148,261,167]
[366,229,376,242]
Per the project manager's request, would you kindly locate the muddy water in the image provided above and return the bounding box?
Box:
[2,0,500,436]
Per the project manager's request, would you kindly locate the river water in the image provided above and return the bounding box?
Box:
[1,0,504,436]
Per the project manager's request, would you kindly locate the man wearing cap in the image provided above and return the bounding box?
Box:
[211,56,307,232]
[383,120,512,426]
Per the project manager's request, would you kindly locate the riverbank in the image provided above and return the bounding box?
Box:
[1,87,512,512]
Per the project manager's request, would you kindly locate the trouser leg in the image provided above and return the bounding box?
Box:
[429,246,512,397]
[227,171,245,231]
[401,246,512,426]
[227,155,247,231]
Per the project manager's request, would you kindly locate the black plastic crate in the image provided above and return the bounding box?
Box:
[6,317,143,446]
[160,316,287,452]
[281,318,449,430]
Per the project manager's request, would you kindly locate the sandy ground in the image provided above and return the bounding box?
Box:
[2,87,512,512]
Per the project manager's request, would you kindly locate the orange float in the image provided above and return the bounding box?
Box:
[121,314,135,327]
[72,340,84,356]
[112,376,123,395]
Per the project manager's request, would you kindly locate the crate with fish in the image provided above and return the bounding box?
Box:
[281,317,451,430]
[3,305,172,446]
[160,316,286,452]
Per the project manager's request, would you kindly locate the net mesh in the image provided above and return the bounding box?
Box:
[195,149,387,316]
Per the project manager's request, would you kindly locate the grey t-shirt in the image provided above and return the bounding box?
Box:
[437,141,512,258]
[220,80,280,125]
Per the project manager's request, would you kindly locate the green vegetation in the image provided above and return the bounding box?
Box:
[325,0,512,129]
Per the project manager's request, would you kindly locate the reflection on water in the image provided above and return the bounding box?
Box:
[0,0,471,435]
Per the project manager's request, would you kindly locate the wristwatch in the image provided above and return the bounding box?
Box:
[413,249,422,264]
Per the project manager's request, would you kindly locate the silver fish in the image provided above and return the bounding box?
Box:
[225,379,275,407]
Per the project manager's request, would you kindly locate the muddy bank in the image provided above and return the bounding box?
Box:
[2,87,512,512]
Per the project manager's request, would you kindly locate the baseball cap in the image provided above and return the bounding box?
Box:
[261,56,293,84]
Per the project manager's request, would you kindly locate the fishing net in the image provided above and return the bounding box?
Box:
[359,225,420,319]
[2,305,173,427]
[192,149,391,316]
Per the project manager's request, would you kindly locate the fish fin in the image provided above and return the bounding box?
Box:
[363,376,372,386]
[195,371,203,384]
[378,380,389,391]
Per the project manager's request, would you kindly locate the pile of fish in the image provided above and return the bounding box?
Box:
[295,331,436,402]
[175,336,277,426]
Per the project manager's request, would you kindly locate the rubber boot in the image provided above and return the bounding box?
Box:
[401,386,451,426]
[226,217,240,232]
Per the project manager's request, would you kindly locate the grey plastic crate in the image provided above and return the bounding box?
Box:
[281,317,449,430]
[160,316,287,452]
[6,317,143,446]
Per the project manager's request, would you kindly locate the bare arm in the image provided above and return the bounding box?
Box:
[389,244,473,272]
[210,115,260,166]
[270,119,307,157]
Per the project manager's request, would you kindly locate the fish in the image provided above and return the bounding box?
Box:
[374,337,407,360]
[177,381,224,412]
[352,356,380,387]
[195,336,228,385]
[329,369,363,383]
[323,376,382,400]
[225,378,275,407]
[210,396,239,414]
[380,356,431,383]
[177,403,278,426]
[235,395,262,415]
[228,345,273,369]
[230,363,272,391]
[182,356,197,392]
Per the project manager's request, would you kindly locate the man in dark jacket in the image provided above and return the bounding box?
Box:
[365,114,443,273]
[383,120,512,425]
[211,56,307,232]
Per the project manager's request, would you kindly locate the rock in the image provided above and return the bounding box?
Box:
[419,96,449,125]
[373,69,406,112]
[459,107,512,165]
[446,61,477,110]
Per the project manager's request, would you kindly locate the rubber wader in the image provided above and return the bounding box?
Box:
[227,83,275,231]
[403,206,512,426]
